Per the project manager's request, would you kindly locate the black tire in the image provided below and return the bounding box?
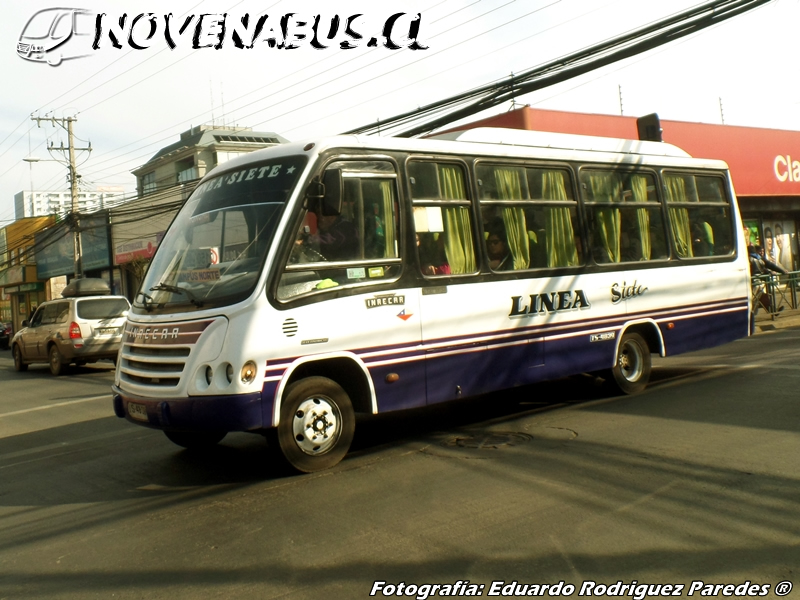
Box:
[12,345,28,372]
[605,332,651,395]
[49,345,66,377]
[164,430,227,449]
[272,376,355,473]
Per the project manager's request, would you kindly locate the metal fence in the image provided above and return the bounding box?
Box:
[752,272,800,318]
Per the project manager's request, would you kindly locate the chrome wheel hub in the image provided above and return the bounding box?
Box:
[292,397,341,456]
[619,341,643,382]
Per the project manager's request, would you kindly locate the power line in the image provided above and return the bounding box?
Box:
[344,0,775,137]
[4,0,583,201]
[74,0,556,186]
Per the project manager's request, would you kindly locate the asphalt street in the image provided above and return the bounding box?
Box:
[0,324,798,600]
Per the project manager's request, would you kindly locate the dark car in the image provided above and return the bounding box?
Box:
[0,322,11,350]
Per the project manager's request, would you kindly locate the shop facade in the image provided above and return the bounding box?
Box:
[0,216,56,333]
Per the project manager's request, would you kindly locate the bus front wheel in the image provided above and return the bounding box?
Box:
[606,332,651,395]
[272,376,355,473]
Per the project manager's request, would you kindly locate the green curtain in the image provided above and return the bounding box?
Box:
[703,222,714,246]
[542,171,578,267]
[439,166,476,274]
[588,172,622,263]
[493,168,530,270]
[379,180,397,258]
[630,174,651,260]
[665,175,693,258]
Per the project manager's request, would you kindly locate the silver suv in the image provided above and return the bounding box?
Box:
[11,279,130,376]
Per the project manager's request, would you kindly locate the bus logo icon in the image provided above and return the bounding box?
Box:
[17,8,95,66]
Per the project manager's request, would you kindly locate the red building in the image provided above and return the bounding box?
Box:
[452,106,800,270]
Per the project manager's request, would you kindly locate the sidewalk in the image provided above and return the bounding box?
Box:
[754,306,800,332]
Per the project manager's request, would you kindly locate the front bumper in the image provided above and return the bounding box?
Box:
[112,386,264,432]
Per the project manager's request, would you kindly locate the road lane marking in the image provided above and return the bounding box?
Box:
[0,394,110,418]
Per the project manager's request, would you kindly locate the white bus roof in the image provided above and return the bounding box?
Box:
[429,127,691,158]
[211,127,731,178]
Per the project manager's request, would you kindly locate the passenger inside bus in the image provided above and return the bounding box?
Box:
[290,202,359,263]
[622,233,644,262]
[417,233,450,275]
[691,221,713,257]
[485,221,512,271]
[314,205,359,262]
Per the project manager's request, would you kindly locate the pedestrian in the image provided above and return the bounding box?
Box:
[749,244,787,332]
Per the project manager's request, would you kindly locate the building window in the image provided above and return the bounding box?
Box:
[142,172,156,195]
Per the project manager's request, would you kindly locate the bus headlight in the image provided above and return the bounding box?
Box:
[205,366,213,385]
[226,364,234,384]
[241,361,257,384]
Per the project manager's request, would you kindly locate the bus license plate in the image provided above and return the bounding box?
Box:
[127,402,149,422]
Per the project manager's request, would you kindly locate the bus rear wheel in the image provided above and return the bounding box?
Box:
[164,430,227,449]
[606,332,651,395]
[272,376,355,473]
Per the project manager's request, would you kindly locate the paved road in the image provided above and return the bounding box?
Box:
[0,329,798,600]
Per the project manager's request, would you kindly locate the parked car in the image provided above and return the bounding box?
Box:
[11,278,130,375]
[0,322,11,350]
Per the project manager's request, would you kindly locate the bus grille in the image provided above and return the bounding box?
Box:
[119,344,191,388]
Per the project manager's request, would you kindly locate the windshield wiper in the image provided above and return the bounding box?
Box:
[150,283,205,308]
[136,291,155,312]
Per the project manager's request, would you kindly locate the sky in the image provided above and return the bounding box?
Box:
[2,0,799,228]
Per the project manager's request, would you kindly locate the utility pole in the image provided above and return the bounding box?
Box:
[30,115,91,279]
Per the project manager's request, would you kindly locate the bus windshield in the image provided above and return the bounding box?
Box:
[134,156,307,313]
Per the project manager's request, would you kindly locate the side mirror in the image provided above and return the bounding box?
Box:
[306,169,343,216]
[22,320,29,327]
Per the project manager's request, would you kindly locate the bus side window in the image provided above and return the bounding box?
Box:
[477,163,580,271]
[409,161,477,277]
[664,173,733,258]
[581,170,667,264]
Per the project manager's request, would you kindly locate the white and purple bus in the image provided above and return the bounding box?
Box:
[112,127,750,472]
